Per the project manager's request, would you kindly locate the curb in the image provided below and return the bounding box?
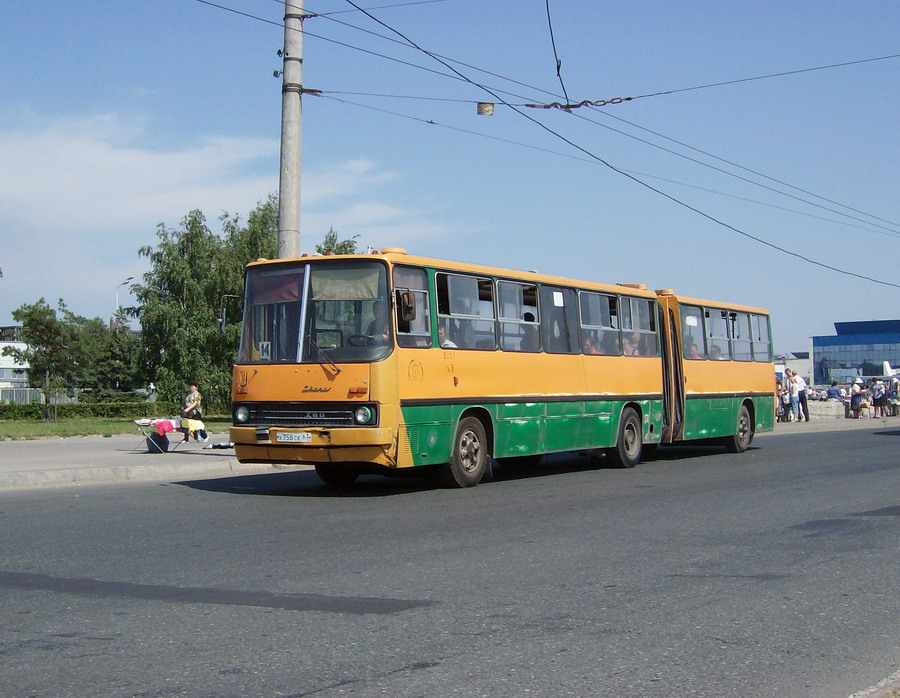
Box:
[849,671,900,698]
[0,460,266,490]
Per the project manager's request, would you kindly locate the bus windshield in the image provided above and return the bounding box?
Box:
[238,260,391,364]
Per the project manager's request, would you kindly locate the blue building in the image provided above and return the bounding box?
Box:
[812,320,900,385]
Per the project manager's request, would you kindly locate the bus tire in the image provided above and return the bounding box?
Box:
[608,406,642,468]
[315,463,359,486]
[725,404,754,453]
[443,416,488,487]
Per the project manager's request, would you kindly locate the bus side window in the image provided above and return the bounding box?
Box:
[731,311,753,361]
[705,308,731,360]
[578,291,620,355]
[621,297,658,357]
[540,286,578,354]
[680,305,705,359]
[436,272,496,350]
[393,266,431,348]
[751,314,772,361]
[499,281,540,352]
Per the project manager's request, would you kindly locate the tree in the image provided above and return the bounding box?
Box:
[316,227,360,255]
[2,299,75,420]
[132,197,278,410]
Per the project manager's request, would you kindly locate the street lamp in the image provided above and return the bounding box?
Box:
[116,276,134,313]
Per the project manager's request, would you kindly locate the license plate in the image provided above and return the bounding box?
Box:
[276,432,312,443]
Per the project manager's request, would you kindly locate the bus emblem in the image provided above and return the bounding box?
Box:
[303,386,331,392]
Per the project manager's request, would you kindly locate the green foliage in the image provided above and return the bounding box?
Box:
[316,227,360,255]
[5,195,281,418]
[132,196,278,410]
[3,299,75,420]
[0,401,149,420]
[3,299,145,421]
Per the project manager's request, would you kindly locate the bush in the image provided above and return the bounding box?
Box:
[0,401,179,421]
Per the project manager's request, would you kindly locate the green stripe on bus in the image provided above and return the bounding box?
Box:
[682,395,774,440]
[399,398,664,467]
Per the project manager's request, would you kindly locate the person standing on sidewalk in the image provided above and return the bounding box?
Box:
[871,377,887,417]
[181,381,209,442]
[784,369,799,422]
[793,370,810,422]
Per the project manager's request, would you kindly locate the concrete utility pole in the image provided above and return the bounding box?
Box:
[277,0,304,259]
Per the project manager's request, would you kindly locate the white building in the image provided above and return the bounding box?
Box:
[0,326,28,388]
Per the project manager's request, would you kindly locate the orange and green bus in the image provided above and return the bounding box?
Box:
[230,248,775,487]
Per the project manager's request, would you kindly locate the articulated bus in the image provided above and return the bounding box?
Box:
[230,248,775,487]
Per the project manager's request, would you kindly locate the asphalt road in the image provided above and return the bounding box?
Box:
[0,427,897,697]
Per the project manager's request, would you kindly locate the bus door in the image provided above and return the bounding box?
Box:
[657,293,685,443]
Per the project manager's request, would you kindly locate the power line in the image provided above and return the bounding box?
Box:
[544,0,569,104]
[298,4,900,234]
[524,52,900,110]
[211,3,894,233]
[335,0,900,289]
[191,0,900,287]
[316,92,900,240]
[633,52,900,100]
[310,0,450,17]
[583,108,900,233]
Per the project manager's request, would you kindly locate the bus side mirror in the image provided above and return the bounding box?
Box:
[220,294,243,335]
[398,291,416,322]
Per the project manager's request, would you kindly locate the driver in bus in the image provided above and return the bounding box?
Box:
[366,300,390,345]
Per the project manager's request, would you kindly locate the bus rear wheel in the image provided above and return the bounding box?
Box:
[608,407,642,468]
[443,416,488,487]
[315,463,359,486]
[725,404,753,453]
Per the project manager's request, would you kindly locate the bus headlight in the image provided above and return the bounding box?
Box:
[354,406,374,425]
[234,405,251,424]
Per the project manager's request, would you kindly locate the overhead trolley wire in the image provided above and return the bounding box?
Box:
[195,0,898,234]
[191,0,900,287]
[318,91,900,240]
[632,52,900,100]
[335,0,900,289]
[544,0,570,104]
[304,3,900,234]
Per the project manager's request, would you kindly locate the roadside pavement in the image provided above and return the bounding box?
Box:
[0,432,295,490]
[0,404,895,491]
[1,415,897,698]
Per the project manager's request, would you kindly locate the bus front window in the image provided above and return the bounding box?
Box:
[238,261,391,365]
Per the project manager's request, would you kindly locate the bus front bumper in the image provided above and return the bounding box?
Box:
[230,425,398,466]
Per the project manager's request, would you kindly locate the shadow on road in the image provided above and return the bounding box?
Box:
[175,442,736,497]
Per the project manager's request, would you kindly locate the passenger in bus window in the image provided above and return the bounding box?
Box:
[625,333,641,356]
[709,344,723,360]
[438,322,457,348]
[520,313,540,352]
[581,335,601,355]
[366,300,390,344]
[688,343,702,359]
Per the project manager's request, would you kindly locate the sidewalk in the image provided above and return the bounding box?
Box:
[1,403,896,491]
[769,398,900,434]
[0,433,291,490]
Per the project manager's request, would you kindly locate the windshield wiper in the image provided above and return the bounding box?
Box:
[305,334,341,374]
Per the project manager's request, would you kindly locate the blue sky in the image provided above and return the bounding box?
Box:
[1,0,898,353]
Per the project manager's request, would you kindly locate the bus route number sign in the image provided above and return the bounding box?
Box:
[276,432,312,443]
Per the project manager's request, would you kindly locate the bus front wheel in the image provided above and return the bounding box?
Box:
[725,404,753,453]
[608,407,642,468]
[443,417,488,487]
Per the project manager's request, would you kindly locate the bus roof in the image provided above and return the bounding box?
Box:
[246,248,768,313]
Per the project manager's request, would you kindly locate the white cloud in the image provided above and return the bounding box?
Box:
[0,111,452,323]
[0,112,278,236]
